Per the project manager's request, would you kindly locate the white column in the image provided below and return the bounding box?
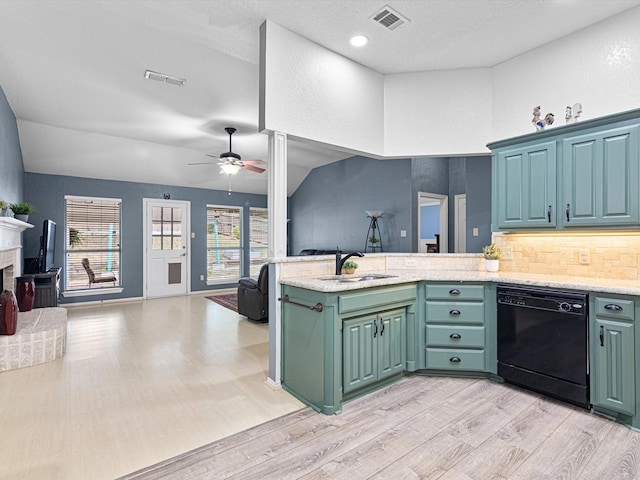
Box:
[267,130,287,386]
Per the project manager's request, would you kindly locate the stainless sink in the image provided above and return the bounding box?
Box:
[319,274,397,283]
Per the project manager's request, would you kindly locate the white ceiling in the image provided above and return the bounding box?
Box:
[1,0,639,195]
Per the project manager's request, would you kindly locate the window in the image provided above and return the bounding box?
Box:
[206,205,241,282]
[249,208,268,276]
[65,195,121,290]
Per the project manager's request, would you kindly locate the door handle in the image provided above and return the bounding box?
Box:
[373,319,378,338]
[547,205,552,223]
[566,203,571,222]
[449,357,461,363]
[449,289,461,296]
[449,309,461,316]
[379,318,385,336]
[450,333,461,340]
[599,325,604,347]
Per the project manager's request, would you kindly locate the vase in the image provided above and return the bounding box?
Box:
[485,259,499,272]
[16,276,36,312]
[342,268,356,274]
[14,214,29,222]
[0,290,18,335]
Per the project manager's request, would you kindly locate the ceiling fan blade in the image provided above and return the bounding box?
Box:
[188,161,214,166]
[243,164,266,174]
[205,153,221,159]
[241,159,265,165]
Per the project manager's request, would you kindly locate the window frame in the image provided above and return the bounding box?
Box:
[62,194,123,297]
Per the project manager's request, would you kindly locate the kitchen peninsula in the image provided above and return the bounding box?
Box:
[277,252,640,433]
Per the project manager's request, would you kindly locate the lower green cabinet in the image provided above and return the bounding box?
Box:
[591,296,636,416]
[343,309,406,394]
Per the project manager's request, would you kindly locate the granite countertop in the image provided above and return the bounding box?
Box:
[280,270,640,296]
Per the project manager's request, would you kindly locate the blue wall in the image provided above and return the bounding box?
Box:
[0,85,24,204]
[289,156,413,254]
[465,156,492,253]
[24,173,266,303]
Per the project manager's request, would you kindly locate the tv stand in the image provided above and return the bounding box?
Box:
[32,268,61,308]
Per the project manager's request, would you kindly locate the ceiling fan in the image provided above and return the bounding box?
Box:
[190,127,265,175]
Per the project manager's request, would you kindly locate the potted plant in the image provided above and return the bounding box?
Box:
[342,260,359,274]
[9,202,36,222]
[69,227,83,248]
[482,243,502,272]
[0,200,7,216]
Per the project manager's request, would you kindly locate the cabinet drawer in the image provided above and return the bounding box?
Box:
[339,284,416,315]
[426,325,485,348]
[425,301,485,324]
[425,348,486,371]
[425,284,484,301]
[595,297,635,321]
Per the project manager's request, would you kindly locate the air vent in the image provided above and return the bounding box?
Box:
[144,70,186,87]
[370,5,410,31]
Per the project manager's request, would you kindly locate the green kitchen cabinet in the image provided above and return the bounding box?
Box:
[343,308,406,394]
[494,141,557,229]
[281,283,417,415]
[423,282,496,374]
[591,296,636,417]
[489,108,640,231]
[562,125,639,227]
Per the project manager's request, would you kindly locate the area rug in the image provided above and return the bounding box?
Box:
[205,293,238,313]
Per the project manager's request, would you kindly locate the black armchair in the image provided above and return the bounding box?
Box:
[237,264,269,322]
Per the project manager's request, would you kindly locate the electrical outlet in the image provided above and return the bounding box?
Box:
[200,274,204,281]
[400,230,407,238]
[191,232,196,238]
[405,258,418,267]
[579,248,590,265]
[472,227,479,237]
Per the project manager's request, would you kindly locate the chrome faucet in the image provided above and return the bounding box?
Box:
[335,248,365,275]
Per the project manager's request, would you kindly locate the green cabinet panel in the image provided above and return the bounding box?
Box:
[343,315,378,394]
[495,141,557,229]
[339,284,416,314]
[426,325,485,348]
[425,348,486,371]
[563,126,639,227]
[425,284,485,301]
[342,309,406,395]
[593,318,635,416]
[425,301,485,325]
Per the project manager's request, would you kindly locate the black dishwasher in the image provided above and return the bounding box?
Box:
[497,285,589,408]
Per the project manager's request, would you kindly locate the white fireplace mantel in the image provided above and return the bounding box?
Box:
[0,217,34,251]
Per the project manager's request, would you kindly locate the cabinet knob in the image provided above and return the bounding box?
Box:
[604,303,623,312]
[450,333,461,340]
[449,357,461,363]
[449,309,461,316]
[449,289,461,295]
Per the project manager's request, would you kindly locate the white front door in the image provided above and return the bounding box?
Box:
[144,199,190,298]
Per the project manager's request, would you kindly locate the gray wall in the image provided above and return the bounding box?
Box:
[24,173,266,303]
[289,156,413,254]
[291,154,491,255]
[0,85,23,203]
[465,156,492,252]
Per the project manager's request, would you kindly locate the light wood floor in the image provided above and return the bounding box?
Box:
[0,294,304,480]
[122,375,640,480]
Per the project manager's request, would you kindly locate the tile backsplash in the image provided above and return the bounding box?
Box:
[492,232,640,280]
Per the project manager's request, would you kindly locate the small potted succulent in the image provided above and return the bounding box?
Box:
[482,243,502,272]
[9,202,36,223]
[342,260,359,274]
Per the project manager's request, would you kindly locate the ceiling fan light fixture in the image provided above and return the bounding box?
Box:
[220,163,242,175]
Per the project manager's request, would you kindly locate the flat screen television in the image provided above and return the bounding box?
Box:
[39,219,57,273]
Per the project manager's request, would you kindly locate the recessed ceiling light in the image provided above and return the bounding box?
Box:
[350,35,369,47]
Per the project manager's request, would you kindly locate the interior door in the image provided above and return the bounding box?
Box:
[144,199,190,298]
[455,194,467,253]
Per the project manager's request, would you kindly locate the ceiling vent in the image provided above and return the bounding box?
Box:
[370,5,410,31]
[144,70,186,87]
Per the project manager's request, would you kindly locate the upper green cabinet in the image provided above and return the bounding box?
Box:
[495,141,557,229]
[489,109,640,231]
[562,126,639,227]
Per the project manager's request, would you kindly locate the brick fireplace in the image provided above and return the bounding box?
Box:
[0,217,34,291]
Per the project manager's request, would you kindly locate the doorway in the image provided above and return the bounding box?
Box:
[417,192,448,253]
[143,199,190,298]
